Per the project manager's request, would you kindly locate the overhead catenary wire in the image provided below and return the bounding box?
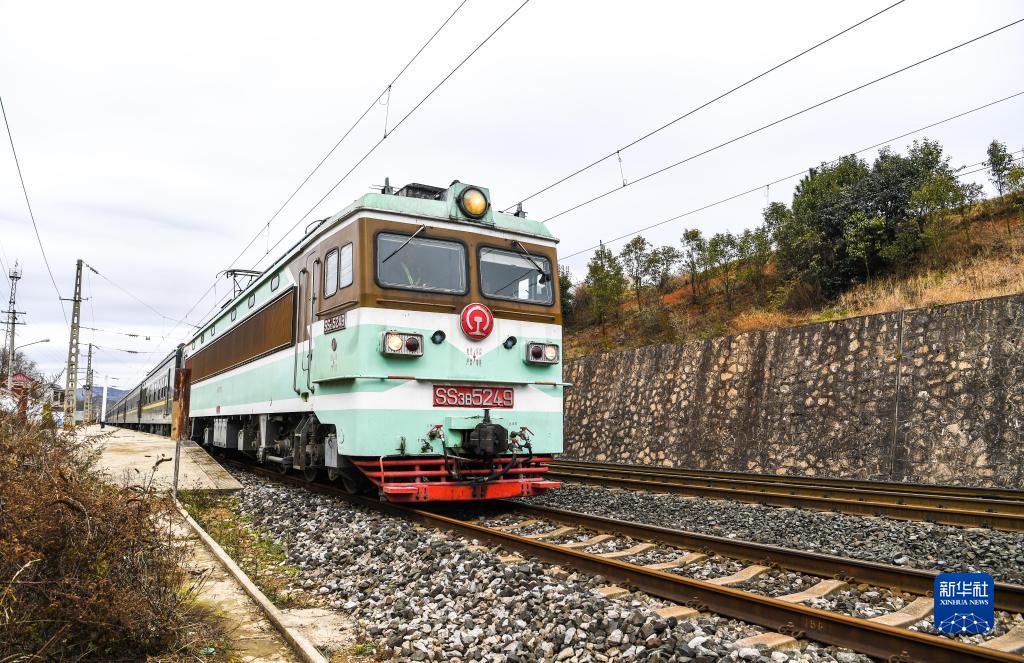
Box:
[80,325,155,340]
[557,90,1024,264]
[542,17,1024,225]
[221,0,471,275]
[0,94,70,329]
[156,0,486,369]
[500,0,909,213]
[559,147,1023,266]
[131,0,524,389]
[252,0,533,274]
[85,262,191,326]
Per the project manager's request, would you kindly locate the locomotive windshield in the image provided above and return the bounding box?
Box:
[479,247,553,305]
[376,233,467,293]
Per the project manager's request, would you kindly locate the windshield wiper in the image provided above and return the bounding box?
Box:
[382,225,427,264]
[511,240,550,283]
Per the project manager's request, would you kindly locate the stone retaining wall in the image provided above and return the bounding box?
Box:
[562,293,1024,487]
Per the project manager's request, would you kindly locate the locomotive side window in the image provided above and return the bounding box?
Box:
[339,243,353,289]
[271,274,280,291]
[479,247,553,305]
[324,249,339,298]
[248,294,255,309]
[376,233,466,294]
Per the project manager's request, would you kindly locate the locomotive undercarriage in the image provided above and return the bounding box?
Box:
[194,410,558,501]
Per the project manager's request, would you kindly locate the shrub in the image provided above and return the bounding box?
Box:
[0,414,223,660]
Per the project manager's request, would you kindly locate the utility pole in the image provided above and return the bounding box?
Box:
[101,375,110,423]
[83,343,94,425]
[4,262,24,391]
[63,259,83,426]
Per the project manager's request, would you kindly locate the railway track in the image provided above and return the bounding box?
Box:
[547,460,1024,532]
[218,460,1024,663]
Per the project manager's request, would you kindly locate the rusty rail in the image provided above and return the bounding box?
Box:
[547,460,1024,532]
[508,502,1024,613]
[219,461,1023,663]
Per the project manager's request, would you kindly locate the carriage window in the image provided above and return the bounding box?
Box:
[248,294,255,308]
[271,274,280,291]
[230,308,237,321]
[339,243,353,289]
[324,249,339,298]
[376,233,466,294]
[479,247,553,305]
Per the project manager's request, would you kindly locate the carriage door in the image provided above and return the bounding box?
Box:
[295,251,319,398]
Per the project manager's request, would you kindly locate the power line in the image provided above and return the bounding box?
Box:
[128,0,523,387]
[222,0,471,275]
[557,90,1024,264]
[543,17,1024,225]
[252,0,533,273]
[500,0,908,213]
[0,94,70,328]
[80,325,155,340]
[160,0,485,368]
[92,344,142,355]
[84,261,190,326]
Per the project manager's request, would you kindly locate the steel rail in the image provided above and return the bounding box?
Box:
[219,461,1022,663]
[550,460,1024,501]
[547,461,1024,532]
[507,502,1024,613]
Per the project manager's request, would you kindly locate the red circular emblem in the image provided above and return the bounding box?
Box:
[460,303,494,340]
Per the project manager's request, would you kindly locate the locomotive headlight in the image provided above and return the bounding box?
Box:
[383,331,424,357]
[525,342,559,365]
[385,333,404,353]
[458,187,488,219]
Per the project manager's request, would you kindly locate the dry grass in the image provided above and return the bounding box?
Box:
[826,224,1023,318]
[0,414,229,661]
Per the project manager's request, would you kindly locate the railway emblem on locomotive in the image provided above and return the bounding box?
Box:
[460,303,494,340]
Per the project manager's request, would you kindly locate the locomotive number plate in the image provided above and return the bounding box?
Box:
[324,313,346,334]
[433,385,514,409]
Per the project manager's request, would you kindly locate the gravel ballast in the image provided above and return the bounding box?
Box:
[229,469,872,662]
[522,484,1024,584]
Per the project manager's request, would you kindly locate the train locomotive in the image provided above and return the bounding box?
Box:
[108,180,564,502]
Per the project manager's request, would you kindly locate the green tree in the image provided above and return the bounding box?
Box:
[778,155,869,298]
[649,245,681,293]
[706,231,740,308]
[619,236,654,310]
[843,212,885,280]
[584,242,626,331]
[680,229,707,304]
[1007,166,1024,236]
[737,226,773,301]
[762,202,791,237]
[557,265,574,322]
[987,139,1014,196]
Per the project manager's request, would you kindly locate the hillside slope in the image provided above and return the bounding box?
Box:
[565,198,1023,359]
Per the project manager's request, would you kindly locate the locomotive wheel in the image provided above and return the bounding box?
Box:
[327,468,340,482]
[338,469,366,495]
[302,467,319,483]
[276,462,289,475]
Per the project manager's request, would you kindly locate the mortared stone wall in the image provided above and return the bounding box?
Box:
[562,293,1024,487]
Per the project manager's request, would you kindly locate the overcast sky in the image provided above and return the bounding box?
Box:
[1,0,1022,389]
